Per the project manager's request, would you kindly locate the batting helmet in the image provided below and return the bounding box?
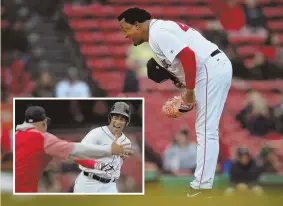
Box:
[108,102,131,126]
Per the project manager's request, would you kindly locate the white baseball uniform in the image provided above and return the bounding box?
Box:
[149,19,232,189]
[73,126,131,193]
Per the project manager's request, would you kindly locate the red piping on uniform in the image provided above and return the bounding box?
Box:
[199,64,208,189]
[74,159,96,169]
[178,47,197,89]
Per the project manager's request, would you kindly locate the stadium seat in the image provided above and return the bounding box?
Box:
[81,45,128,57]
[75,32,104,43]
[104,32,130,44]
[87,57,127,70]
[1,20,9,28]
[80,45,109,56]
[263,7,283,17]
[237,46,258,58]
[228,35,266,44]
[108,0,203,3]
[63,4,89,17]
[69,19,97,30]
[277,33,283,44]
[92,71,125,92]
[238,0,273,5]
[268,20,283,31]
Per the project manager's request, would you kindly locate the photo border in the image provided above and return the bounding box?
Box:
[13,97,145,196]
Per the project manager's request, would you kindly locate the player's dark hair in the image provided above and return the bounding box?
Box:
[117,7,151,24]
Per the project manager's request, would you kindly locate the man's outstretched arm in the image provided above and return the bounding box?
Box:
[43,132,133,160]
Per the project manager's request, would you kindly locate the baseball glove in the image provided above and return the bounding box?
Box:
[162,96,196,118]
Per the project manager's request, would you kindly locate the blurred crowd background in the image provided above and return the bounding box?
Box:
[1,0,283,200]
[2,99,143,193]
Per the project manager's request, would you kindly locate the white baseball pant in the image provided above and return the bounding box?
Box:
[190,52,232,189]
[73,172,118,193]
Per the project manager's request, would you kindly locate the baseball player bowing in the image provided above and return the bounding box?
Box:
[73,102,133,194]
[117,8,233,198]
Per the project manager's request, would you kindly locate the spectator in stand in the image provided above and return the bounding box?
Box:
[2,59,34,98]
[242,0,268,35]
[1,27,29,53]
[270,34,283,69]
[1,151,13,193]
[268,139,283,175]
[55,67,91,97]
[123,66,140,93]
[249,52,283,80]
[126,43,156,77]
[225,147,263,196]
[217,140,231,174]
[32,70,55,97]
[255,145,280,173]
[163,129,197,175]
[236,90,275,137]
[117,175,139,193]
[202,29,229,51]
[225,46,251,79]
[1,82,9,103]
[1,126,13,193]
[215,0,246,32]
[273,92,283,134]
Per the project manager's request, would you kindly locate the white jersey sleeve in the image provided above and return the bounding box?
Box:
[81,128,100,144]
[150,28,187,63]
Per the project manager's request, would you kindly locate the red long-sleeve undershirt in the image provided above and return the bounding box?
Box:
[74,159,96,169]
[177,47,197,89]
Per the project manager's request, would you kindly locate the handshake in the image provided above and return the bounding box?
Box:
[110,135,134,158]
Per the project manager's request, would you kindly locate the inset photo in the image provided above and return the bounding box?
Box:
[13,98,144,195]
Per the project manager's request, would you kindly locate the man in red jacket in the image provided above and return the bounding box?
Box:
[15,106,133,193]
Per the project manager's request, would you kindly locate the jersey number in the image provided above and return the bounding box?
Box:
[175,22,190,32]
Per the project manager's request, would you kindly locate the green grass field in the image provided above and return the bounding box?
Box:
[2,183,283,206]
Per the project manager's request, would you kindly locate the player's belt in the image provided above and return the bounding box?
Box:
[83,172,116,184]
[210,49,221,57]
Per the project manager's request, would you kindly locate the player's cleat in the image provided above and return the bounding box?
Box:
[187,187,213,199]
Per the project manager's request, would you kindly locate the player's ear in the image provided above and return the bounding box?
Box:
[134,21,140,30]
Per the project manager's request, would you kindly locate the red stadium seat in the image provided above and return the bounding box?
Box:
[81,45,129,57]
[87,57,127,70]
[276,33,283,44]
[96,19,120,30]
[228,35,266,44]
[69,19,97,30]
[80,45,109,56]
[258,46,276,60]
[63,4,88,17]
[104,32,130,44]
[92,71,125,91]
[238,0,272,4]
[237,46,258,58]
[190,20,208,30]
[237,46,276,60]
[87,58,114,70]
[108,0,203,3]
[75,32,104,43]
[1,20,9,28]
[268,20,283,31]
[263,7,283,17]
[1,7,5,15]
[108,45,129,56]
[139,77,159,91]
